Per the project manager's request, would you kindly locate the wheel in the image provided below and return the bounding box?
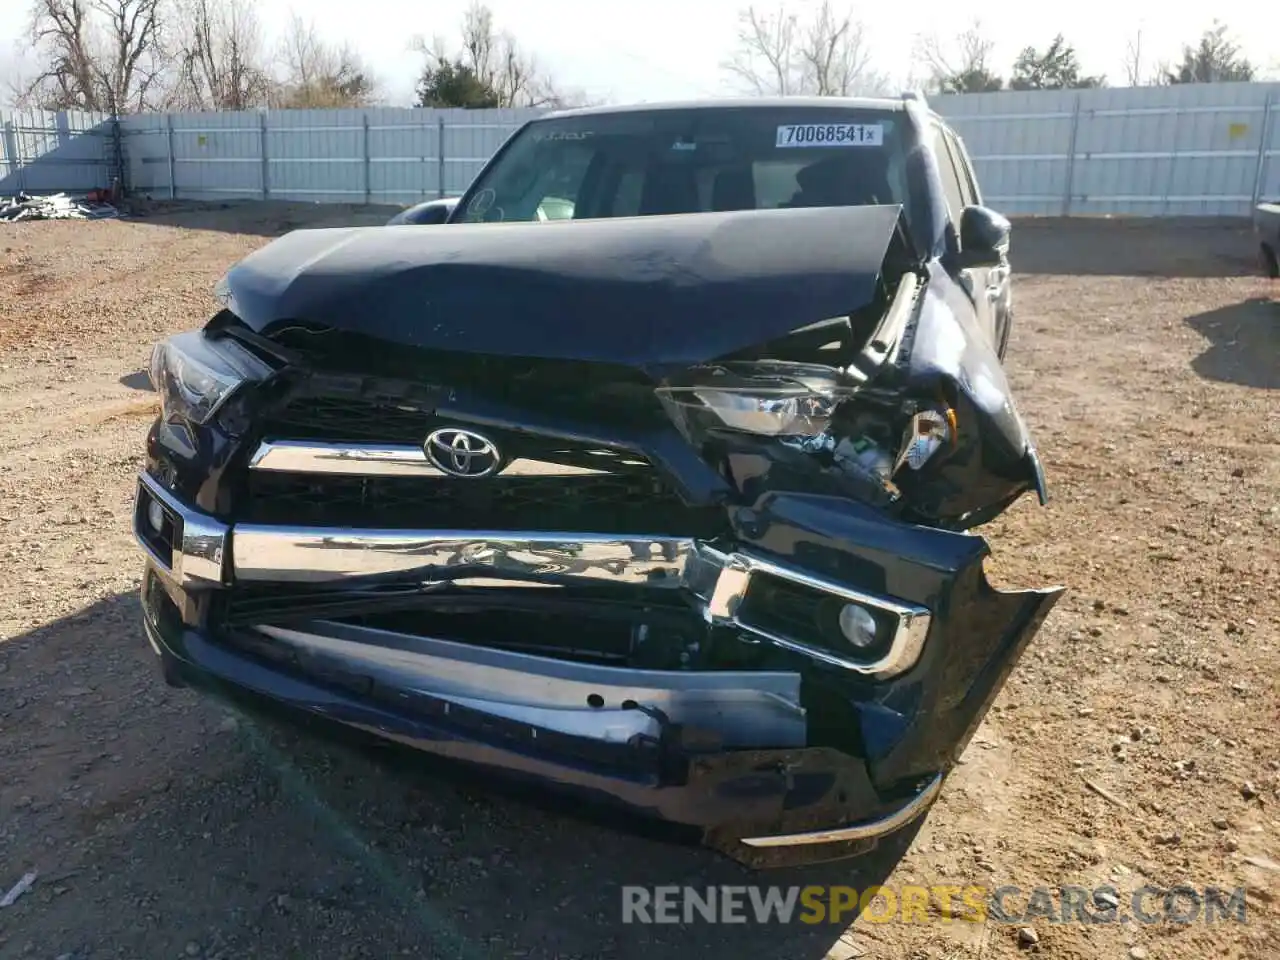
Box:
[1262,243,1279,280]
[158,650,187,688]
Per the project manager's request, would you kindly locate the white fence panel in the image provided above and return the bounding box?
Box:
[118,107,537,204]
[1,109,116,196]
[934,88,1079,215]
[936,81,1280,216]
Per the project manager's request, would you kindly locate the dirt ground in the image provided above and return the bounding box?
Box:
[0,204,1276,960]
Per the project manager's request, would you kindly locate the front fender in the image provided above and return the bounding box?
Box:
[894,264,1045,527]
[733,492,1063,791]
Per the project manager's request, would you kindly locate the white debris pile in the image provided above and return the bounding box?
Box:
[0,191,119,222]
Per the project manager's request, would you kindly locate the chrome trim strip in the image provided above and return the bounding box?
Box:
[134,471,229,588]
[249,440,609,478]
[232,529,694,587]
[739,773,944,847]
[136,478,933,679]
[229,530,930,679]
[254,620,806,748]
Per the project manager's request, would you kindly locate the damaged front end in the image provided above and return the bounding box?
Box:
[135,204,1062,867]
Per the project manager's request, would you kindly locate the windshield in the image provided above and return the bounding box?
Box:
[458,106,911,225]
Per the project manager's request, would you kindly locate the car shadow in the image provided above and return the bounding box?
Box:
[119,370,152,391]
[1011,216,1259,278]
[0,593,922,959]
[1184,297,1280,390]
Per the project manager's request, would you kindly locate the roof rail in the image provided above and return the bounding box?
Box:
[900,90,928,105]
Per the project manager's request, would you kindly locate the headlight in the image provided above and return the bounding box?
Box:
[149,330,272,424]
[656,362,860,439]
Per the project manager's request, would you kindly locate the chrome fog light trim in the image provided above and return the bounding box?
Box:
[133,471,229,588]
[686,545,932,680]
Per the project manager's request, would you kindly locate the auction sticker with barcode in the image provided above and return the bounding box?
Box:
[776,123,883,147]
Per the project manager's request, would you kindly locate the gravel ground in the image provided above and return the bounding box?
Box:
[0,205,1276,960]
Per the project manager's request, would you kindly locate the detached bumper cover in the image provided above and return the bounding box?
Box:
[141,572,940,866]
[134,467,1061,864]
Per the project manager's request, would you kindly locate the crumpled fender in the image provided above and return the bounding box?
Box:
[731,491,1064,791]
[892,261,1047,526]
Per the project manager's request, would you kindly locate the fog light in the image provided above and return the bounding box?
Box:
[146,498,166,534]
[838,604,879,649]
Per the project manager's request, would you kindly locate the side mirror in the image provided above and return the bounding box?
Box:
[385,198,457,226]
[412,204,452,225]
[950,205,1010,269]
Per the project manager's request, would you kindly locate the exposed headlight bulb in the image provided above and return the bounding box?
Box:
[894,406,957,473]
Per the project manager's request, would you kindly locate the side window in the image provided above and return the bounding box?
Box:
[535,144,594,214]
[466,141,596,222]
[930,126,966,225]
[753,161,806,209]
[607,167,644,217]
[944,129,980,207]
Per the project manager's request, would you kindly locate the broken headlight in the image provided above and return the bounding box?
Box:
[148,330,272,424]
[655,362,861,440]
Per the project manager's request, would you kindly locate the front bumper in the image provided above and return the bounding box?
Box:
[133,468,1061,866]
[141,569,941,867]
[134,469,932,682]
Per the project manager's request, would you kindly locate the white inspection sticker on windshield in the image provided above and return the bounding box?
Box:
[776,123,883,147]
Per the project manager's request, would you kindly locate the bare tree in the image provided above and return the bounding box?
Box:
[275,14,376,108]
[18,0,166,112]
[414,2,579,108]
[1123,31,1144,87]
[170,0,270,110]
[723,2,886,97]
[914,20,1004,93]
[723,5,800,95]
[802,1,883,95]
[459,3,537,106]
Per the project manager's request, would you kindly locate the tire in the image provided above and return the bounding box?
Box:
[1262,243,1279,280]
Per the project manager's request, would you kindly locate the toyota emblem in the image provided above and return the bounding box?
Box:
[424,428,502,478]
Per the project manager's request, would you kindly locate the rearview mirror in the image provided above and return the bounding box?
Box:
[950,204,1010,269]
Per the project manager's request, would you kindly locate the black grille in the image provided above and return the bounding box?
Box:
[242,471,725,536]
[248,380,724,535]
[260,375,670,446]
[261,396,438,444]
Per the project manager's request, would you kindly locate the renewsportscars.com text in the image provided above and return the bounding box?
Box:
[620,884,1249,926]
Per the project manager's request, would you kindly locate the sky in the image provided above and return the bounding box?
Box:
[1,0,1278,108]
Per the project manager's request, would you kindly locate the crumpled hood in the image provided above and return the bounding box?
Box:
[218,204,904,370]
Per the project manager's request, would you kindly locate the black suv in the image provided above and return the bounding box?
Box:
[136,96,1060,867]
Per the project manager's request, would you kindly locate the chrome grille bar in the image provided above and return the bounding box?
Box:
[136,470,933,680]
[232,529,693,587]
[249,440,610,478]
